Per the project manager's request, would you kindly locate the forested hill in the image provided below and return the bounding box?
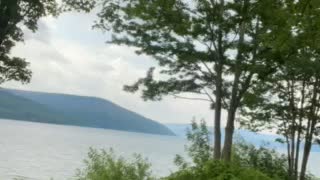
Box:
[0,89,175,136]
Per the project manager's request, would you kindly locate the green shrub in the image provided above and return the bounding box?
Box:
[75,148,155,180]
[74,120,295,180]
[233,141,288,179]
[164,160,274,180]
[163,120,284,180]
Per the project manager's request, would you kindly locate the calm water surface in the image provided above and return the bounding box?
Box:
[0,119,186,180]
[0,119,318,180]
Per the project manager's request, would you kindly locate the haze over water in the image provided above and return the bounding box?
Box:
[0,119,318,180]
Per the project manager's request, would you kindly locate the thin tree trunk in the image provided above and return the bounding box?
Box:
[222,43,242,161]
[284,119,293,180]
[294,80,305,180]
[300,78,318,180]
[213,64,222,160]
[222,2,247,161]
[212,0,225,160]
[300,118,317,180]
[300,113,312,180]
[294,134,301,180]
[286,134,293,180]
[223,107,237,161]
[300,130,313,180]
[290,129,296,180]
[289,80,297,180]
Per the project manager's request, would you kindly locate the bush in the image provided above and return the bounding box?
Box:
[75,148,155,180]
[164,160,274,180]
[162,120,284,180]
[74,120,293,180]
[233,141,288,179]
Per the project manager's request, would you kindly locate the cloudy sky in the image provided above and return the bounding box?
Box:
[4,11,228,126]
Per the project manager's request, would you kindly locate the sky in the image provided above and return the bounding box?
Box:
[3,11,228,126]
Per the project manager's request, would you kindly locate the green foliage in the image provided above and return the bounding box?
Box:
[238,2,320,179]
[94,0,288,161]
[164,160,274,180]
[185,119,212,166]
[164,120,284,180]
[94,0,275,104]
[0,0,97,85]
[75,148,155,180]
[233,141,288,180]
[73,121,320,180]
[0,0,57,84]
[61,0,96,13]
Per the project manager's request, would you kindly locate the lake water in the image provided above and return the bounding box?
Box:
[0,119,318,180]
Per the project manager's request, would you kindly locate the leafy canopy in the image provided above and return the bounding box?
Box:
[93,0,277,106]
[0,0,97,85]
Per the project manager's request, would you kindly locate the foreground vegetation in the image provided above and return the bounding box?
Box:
[75,121,318,180]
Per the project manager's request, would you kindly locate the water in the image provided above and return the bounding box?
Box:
[0,119,318,180]
[0,119,186,180]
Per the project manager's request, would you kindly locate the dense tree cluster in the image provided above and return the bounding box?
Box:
[91,0,320,180]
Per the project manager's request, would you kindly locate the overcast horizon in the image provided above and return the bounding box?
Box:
[3,11,228,126]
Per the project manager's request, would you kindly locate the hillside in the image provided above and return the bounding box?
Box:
[0,89,174,136]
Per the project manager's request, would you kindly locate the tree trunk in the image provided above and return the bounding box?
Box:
[222,7,246,161]
[290,129,296,180]
[223,107,236,161]
[295,80,305,180]
[294,124,302,180]
[300,79,318,180]
[212,0,225,160]
[222,56,241,161]
[300,132,313,180]
[294,134,301,180]
[286,134,293,179]
[300,117,317,180]
[213,64,222,160]
[283,79,298,180]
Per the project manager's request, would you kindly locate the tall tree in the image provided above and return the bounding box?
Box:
[220,0,298,161]
[240,1,320,179]
[240,52,320,180]
[94,0,279,161]
[95,0,232,160]
[297,3,320,180]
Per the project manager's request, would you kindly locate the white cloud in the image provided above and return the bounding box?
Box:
[4,11,227,126]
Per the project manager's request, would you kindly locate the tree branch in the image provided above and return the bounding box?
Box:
[171,94,212,102]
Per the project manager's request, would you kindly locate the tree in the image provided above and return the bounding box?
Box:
[0,0,58,84]
[95,0,230,160]
[239,1,320,179]
[243,55,320,180]
[240,58,316,180]
[0,0,96,85]
[94,0,278,161]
